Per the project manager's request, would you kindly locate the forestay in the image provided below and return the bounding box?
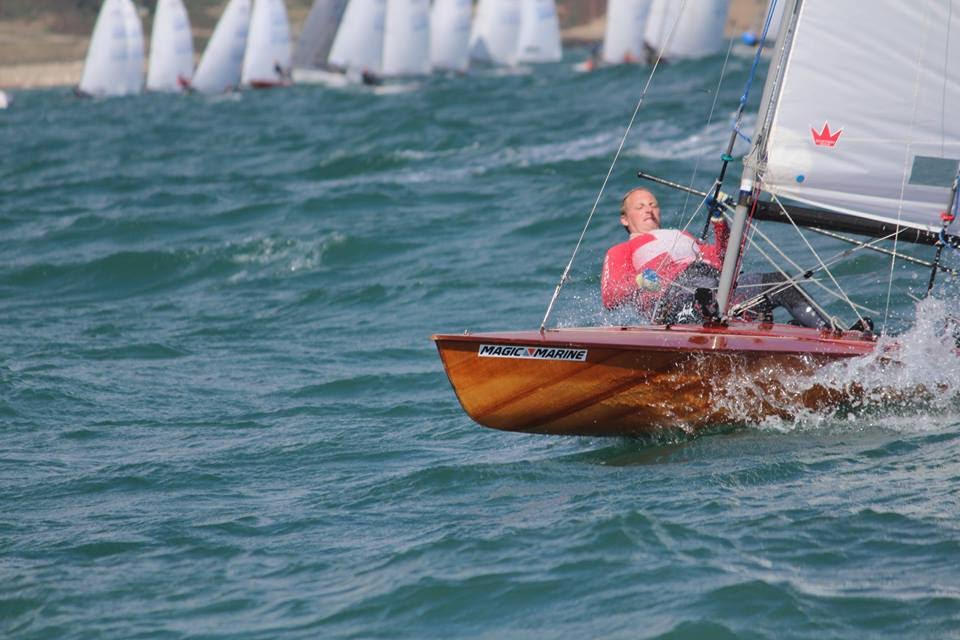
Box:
[750,0,960,239]
[513,0,562,63]
[382,0,431,76]
[643,0,729,61]
[193,0,252,93]
[146,0,194,92]
[430,0,471,71]
[602,0,651,65]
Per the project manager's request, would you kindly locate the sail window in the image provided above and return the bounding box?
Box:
[908,156,960,188]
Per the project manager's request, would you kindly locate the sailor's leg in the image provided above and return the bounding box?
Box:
[735,273,829,329]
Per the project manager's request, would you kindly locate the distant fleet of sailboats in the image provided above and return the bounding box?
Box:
[76,0,742,97]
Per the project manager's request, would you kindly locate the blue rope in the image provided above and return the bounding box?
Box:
[737,0,779,110]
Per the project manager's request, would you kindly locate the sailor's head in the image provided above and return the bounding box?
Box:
[620,188,661,235]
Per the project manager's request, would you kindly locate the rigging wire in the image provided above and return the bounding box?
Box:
[539,1,688,331]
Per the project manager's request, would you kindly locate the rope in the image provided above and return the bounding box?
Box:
[539,0,688,330]
[768,191,867,326]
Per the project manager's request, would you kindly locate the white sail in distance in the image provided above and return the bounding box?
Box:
[602,0,651,64]
[193,0,252,93]
[430,0,471,71]
[469,0,521,65]
[750,0,960,237]
[79,0,131,96]
[382,0,431,76]
[643,0,729,61]
[292,0,350,72]
[146,0,194,91]
[121,0,145,93]
[513,0,562,63]
[328,0,387,74]
[241,0,293,86]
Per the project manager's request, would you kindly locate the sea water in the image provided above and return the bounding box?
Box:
[2,54,960,638]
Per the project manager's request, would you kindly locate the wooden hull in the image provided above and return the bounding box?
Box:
[432,323,879,436]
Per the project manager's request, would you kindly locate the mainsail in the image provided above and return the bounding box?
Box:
[193,0,252,93]
[328,0,387,74]
[381,0,431,76]
[602,0,652,65]
[746,0,960,242]
[469,0,522,65]
[241,0,292,86]
[643,0,729,61]
[121,0,145,93]
[292,0,350,72]
[513,0,562,63]
[78,0,131,96]
[146,0,194,91]
[430,0,471,72]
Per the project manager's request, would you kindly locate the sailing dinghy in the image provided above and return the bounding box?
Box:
[291,0,350,83]
[146,0,194,91]
[241,0,293,88]
[601,0,652,65]
[192,0,252,94]
[430,0,472,72]
[78,0,140,97]
[643,0,729,63]
[433,0,960,436]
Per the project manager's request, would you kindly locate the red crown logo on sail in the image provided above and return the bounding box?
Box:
[811,122,842,147]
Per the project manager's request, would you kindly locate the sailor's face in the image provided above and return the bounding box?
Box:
[621,190,661,234]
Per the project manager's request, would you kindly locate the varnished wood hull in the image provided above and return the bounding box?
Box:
[432,323,879,436]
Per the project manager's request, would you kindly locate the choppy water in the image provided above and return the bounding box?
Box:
[3,53,960,638]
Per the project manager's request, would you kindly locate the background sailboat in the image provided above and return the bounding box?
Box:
[291,0,350,83]
[468,0,521,66]
[327,0,387,81]
[192,0,252,94]
[429,0,471,72]
[381,0,431,77]
[513,0,562,64]
[241,0,293,88]
[146,0,194,91]
[78,0,134,97]
[602,0,652,65]
[121,0,145,93]
[643,0,729,62]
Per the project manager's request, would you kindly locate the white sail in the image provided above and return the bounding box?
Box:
[292,0,350,72]
[146,0,194,91]
[382,0,431,76]
[513,0,561,63]
[79,0,131,96]
[643,0,729,60]
[752,0,960,236]
[121,0,145,93]
[193,0,252,93]
[328,0,387,74]
[468,0,521,65]
[602,0,651,64]
[241,0,293,86]
[430,0,471,71]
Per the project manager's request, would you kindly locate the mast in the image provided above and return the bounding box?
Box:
[717,0,801,313]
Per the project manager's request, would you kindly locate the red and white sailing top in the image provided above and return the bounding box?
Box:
[601,220,728,314]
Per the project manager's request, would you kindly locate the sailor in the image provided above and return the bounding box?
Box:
[601,187,831,328]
